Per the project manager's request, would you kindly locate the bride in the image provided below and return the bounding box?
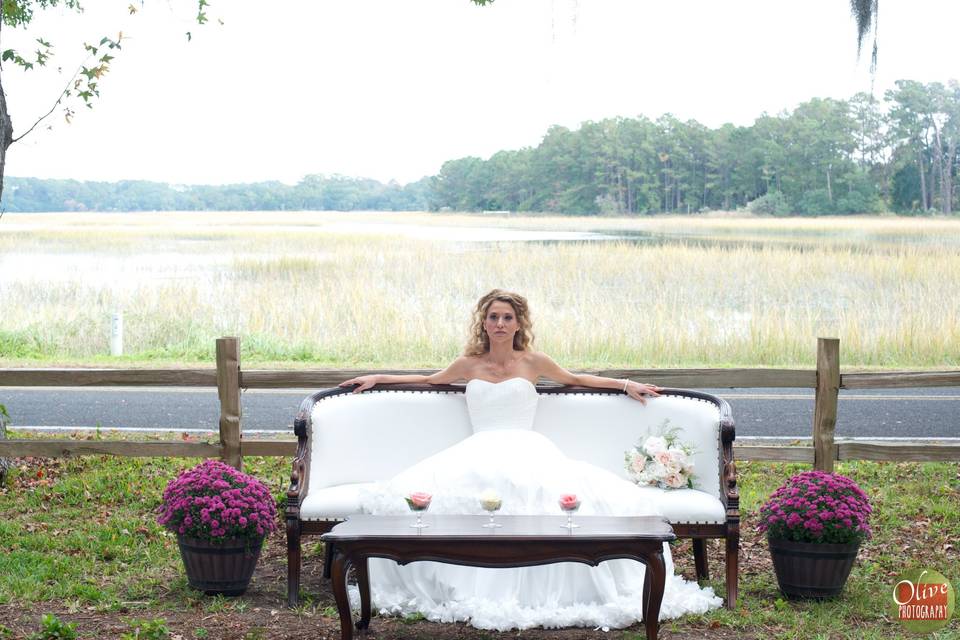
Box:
[340,289,722,631]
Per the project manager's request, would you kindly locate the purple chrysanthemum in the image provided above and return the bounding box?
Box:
[757,471,872,544]
[157,459,278,544]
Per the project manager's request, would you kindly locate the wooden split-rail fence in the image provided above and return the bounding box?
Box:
[0,337,958,471]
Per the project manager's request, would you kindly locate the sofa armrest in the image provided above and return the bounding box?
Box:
[287,389,333,514]
[719,410,738,515]
[286,410,310,515]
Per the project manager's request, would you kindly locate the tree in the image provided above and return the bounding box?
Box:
[885,80,954,213]
[848,91,893,201]
[0,1,208,202]
[782,98,856,207]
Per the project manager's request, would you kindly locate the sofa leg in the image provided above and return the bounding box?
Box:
[323,541,335,579]
[725,531,739,609]
[286,517,302,608]
[692,538,709,581]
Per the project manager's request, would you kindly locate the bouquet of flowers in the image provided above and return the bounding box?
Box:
[757,471,872,544]
[157,459,278,544]
[624,420,695,489]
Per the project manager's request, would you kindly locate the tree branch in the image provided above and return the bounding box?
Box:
[9,65,79,144]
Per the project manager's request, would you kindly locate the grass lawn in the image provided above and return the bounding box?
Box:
[0,444,957,639]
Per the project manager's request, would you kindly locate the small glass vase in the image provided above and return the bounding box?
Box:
[481,499,502,528]
[406,496,431,529]
[559,499,581,530]
[411,510,428,529]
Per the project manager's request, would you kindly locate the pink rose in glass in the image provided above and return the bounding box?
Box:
[558,493,581,512]
[405,492,432,511]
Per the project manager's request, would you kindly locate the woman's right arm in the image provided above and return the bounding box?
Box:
[339,356,472,393]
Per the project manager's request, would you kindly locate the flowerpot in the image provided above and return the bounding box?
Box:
[768,536,860,599]
[177,535,264,596]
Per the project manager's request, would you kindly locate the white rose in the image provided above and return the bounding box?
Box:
[649,461,667,482]
[480,488,500,502]
[643,436,668,456]
[479,488,502,511]
[668,448,688,468]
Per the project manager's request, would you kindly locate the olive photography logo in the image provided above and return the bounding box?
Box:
[891,569,955,634]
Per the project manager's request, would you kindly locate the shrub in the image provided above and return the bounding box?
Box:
[746,191,790,215]
[797,188,835,215]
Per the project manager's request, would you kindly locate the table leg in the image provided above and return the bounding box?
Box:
[355,555,371,630]
[642,559,651,618]
[644,547,667,640]
[329,549,354,640]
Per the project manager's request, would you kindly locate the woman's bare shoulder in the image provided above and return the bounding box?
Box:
[525,350,555,365]
[449,354,484,374]
[428,355,481,384]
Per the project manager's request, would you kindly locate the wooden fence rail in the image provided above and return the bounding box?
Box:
[1,337,959,468]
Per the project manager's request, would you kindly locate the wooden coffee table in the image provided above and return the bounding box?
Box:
[321,514,674,640]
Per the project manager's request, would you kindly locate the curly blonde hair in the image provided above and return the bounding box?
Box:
[464,289,534,356]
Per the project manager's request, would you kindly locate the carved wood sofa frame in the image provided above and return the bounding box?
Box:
[286,384,739,609]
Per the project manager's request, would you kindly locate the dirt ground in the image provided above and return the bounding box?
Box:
[0,531,769,640]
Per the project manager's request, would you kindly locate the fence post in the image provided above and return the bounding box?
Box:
[813,337,840,471]
[216,336,242,470]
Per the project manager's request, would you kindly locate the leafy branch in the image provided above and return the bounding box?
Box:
[1,36,52,70]
[3,0,214,145]
[10,34,121,143]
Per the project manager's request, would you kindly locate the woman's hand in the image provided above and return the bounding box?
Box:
[339,374,380,393]
[624,380,662,405]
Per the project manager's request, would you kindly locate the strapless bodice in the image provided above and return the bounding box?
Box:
[465,377,538,433]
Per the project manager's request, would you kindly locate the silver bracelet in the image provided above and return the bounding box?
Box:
[622,378,629,392]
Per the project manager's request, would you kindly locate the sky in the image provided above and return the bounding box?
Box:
[4,0,960,186]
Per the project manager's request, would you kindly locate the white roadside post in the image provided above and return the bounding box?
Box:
[110,311,124,356]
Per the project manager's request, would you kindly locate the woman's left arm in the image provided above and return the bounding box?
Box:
[533,352,661,404]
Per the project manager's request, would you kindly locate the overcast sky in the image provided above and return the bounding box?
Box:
[4,0,959,186]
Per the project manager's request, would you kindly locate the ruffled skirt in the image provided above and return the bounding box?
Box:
[357,430,722,631]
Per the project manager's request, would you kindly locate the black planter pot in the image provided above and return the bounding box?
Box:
[177,535,264,596]
[768,536,860,599]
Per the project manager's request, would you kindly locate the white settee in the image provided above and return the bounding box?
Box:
[286,384,739,609]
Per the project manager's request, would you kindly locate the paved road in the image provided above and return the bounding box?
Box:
[1,387,958,439]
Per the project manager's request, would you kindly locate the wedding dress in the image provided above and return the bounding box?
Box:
[357,377,722,631]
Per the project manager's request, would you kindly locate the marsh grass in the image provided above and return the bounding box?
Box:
[1,212,959,368]
[0,435,956,639]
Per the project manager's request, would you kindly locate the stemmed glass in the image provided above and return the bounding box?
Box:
[405,492,432,529]
[480,491,502,528]
[558,494,581,530]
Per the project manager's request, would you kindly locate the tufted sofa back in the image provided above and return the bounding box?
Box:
[306,387,725,500]
[307,390,472,495]
[534,392,721,499]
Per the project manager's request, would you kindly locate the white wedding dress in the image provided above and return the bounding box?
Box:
[356,377,722,631]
